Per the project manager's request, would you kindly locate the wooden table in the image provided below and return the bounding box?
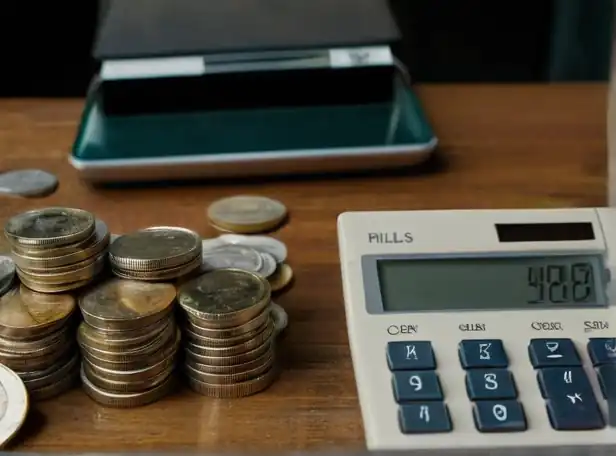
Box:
[0,84,608,452]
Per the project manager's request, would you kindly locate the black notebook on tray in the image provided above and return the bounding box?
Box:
[69,0,437,183]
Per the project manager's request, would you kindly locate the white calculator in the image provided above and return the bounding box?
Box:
[337,208,616,450]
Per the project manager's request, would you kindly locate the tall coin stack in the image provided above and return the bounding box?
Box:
[109,227,202,281]
[177,269,279,398]
[0,285,79,400]
[5,207,108,293]
[77,279,179,407]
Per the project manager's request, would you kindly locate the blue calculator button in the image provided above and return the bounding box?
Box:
[588,338,616,366]
[546,393,604,430]
[393,371,443,402]
[466,369,517,400]
[537,367,594,399]
[398,403,452,434]
[597,364,616,399]
[387,341,436,371]
[459,340,508,368]
[473,400,527,433]
[528,339,580,368]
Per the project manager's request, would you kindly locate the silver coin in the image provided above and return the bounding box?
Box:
[0,169,58,197]
[202,245,263,272]
[257,252,277,278]
[201,238,225,251]
[218,234,287,263]
[270,302,288,335]
[0,257,14,296]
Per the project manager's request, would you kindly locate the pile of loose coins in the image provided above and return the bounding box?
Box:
[77,279,179,407]
[109,227,202,281]
[177,269,280,397]
[0,196,292,422]
[5,208,108,293]
[0,285,79,400]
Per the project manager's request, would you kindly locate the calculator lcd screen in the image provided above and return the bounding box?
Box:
[377,255,607,312]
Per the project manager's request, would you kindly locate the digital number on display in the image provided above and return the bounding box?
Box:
[527,263,594,304]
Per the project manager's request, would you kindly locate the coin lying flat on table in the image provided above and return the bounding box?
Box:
[110,227,202,281]
[0,285,79,401]
[0,364,28,448]
[77,278,179,407]
[177,269,279,398]
[207,196,287,234]
[0,169,58,198]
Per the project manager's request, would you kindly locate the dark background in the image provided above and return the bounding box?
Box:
[0,0,612,97]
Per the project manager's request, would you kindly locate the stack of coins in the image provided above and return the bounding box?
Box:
[0,285,79,400]
[109,227,202,281]
[177,269,279,398]
[77,278,179,408]
[5,207,108,293]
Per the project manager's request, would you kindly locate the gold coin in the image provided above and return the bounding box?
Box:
[0,286,75,339]
[21,353,80,391]
[111,255,201,281]
[187,364,279,398]
[268,264,293,292]
[10,220,99,258]
[78,320,174,363]
[82,329,180,371]
[28,365,79,401]
[81,367,174,408]
[186,319,274,358]
[185,318,268,347]
[5,207,95,248]
[82,351,176,383]
[177,269,270,327]
[207,196,287,234]
[0,325,71,356]
[185,340,271,367]
[77,317,171,351]
[15,351,73,381]
[185,304,270,339]
[83,361,174,393]
[12,219,109,270]
[186,343,274,375]
[18,275,94,294]
[17,254,106,284]
[185,350,274,384]
[109,227,201,272]
[78,279,176,330]
[0,341,74,371]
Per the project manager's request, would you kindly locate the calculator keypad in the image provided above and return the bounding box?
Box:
[388,337,614,435]
[459,339,527,433]
[387,341,452,434]
[531,338,604,430]
[529,339,581,367]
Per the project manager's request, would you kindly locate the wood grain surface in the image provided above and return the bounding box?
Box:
[0,84,608,451]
